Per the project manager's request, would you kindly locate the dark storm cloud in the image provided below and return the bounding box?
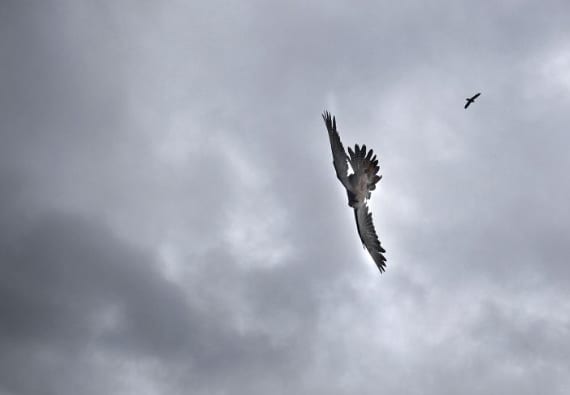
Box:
[0,185,325,395]
[2,0,570,394]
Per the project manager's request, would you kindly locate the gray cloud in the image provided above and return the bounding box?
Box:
[1,0,570,394]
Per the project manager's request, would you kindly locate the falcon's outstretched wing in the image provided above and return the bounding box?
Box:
[470,92,481,100]
[354,204,387,273]
[322,111,350,188]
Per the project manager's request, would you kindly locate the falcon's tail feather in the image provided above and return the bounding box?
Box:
[349,144,382,191]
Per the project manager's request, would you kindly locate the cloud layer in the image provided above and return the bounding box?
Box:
[1,1,570,394]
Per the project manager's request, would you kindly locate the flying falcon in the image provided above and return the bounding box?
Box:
[464,92,481,109]
[322,111,387,273]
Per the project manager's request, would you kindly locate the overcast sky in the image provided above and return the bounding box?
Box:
[2,1,570,394]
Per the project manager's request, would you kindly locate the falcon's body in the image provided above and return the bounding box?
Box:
[322,111,387,273]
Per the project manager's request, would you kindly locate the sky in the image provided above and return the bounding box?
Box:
[1,1,570,394]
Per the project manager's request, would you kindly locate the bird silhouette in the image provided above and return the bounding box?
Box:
[464,92,481,109]
[322,111,386,273]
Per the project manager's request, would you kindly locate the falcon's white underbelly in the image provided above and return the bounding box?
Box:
[347,173,370,207]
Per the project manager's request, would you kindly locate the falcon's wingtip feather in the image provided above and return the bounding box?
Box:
[322,110,337,131]
[354,205,387,274]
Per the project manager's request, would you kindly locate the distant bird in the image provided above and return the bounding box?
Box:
[464,92,481,109]
[322,111,386,273]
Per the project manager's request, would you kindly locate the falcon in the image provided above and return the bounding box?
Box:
[322,111,387,273]
[464,92,481,109]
